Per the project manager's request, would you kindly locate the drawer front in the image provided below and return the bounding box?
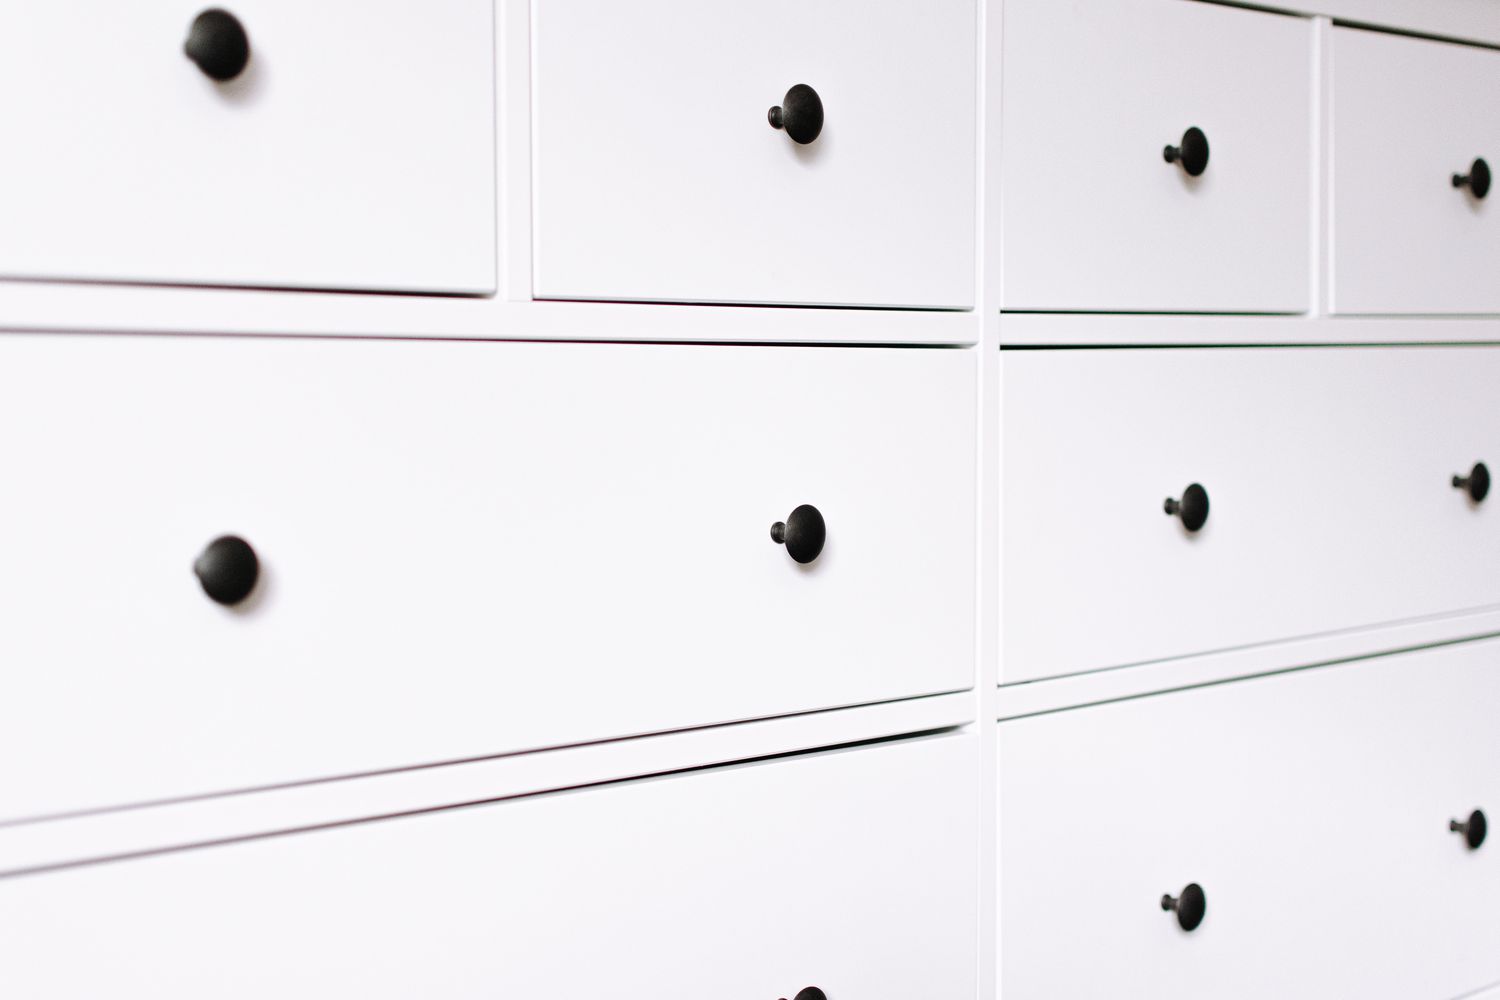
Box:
[0,734,978,999]
[1331,28,1500,314]
[532,0,976,308]
[1000,643,1500,999]
[1003,347,1500,684]
[0,336,975,820]
[999,0,1312,312]
[0,1,494,294]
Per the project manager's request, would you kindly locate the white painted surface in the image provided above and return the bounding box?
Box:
[996,311,1500,346]
[0,1,495,294]
[1204,0,1500,47]
[1000,640,1500,999]
[1003,347,1500,684]
[1330,26,1500,314]
[0,335,975,821]
[999,0,1313,312]
[0,733,979,1000]
[0,691,974,877]
[532,0,977,308]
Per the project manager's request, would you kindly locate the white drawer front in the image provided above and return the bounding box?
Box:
[999,0,1312,312]
[1003,347,1500,684]
[0,336,975,820]
[1001,643,1500,999]
[0,734,978,999]
[1331,28,1500,314]
[532,0,976,308]
[0,1,495,294]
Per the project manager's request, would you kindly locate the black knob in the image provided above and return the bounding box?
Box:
[1164,483,1210,532]
[770,504,826,564]
[194,535,259,606]
[1452,809,1487,850]
[1161,883,1206,932]
[782,990,826,1000]
[1163,127,1210,177]
[768,84,824,145]
[1453,158,1491,200]
[184,9,251,82]
[1453,462,1490,503]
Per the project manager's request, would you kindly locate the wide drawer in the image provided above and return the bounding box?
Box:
[1003,347,1500,684]
[0,732,977,998]
[999,0,1312,312]
[531,0,976,308]
[0,1,495,294]
[1000,641,1500,998]
[0,335,976,820]
[1330,27,1500,314]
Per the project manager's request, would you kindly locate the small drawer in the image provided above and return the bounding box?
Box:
[1001,641,1500,998]
[0,335,976,821]
[1330,27,1500,315]
[0,1,495,294]
[999,0,1312,312]
[1,733,978,999]
[1003,346,1500,684]
[531,0,976,308]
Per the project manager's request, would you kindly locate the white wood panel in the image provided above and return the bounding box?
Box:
[0,335,975,821]
[1330,27,1500,314]
[0,733,978,1000]
[0,1,495,294]
[532,0,977,308]
[1000,642,1500,999]
[999,0,1313,312]
[1203,0,1500,47]
[1003,347,1500,684]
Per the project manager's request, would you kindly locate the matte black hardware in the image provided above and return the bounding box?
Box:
[184,9,251,82]
[1453,462,1490,503]
[768,84,824,145]
[1453,158,1491,200]
[770,504,826,564]
[1161,883,1206,932]
[780,990,827,1000]
[1164,483,1210,532]
[1451,809,1487,850]
[194,535,259,606]
[1163,127,1210,177]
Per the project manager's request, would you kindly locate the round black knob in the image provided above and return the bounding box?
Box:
[770,504,826,564]
[184,9,251,82]
[768,84,824,145]
[1164,483,1210,532]
[1161,883,1206,932]
[1453,462,1490,503]
[1453,158,1491,200]
[1163,127,1210,177]
[1451,809,1487,850]
[789,990,826,1000]
[194,535,260,606]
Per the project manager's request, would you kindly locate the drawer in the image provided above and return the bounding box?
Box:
[531,0,976,308]
[999,0,1312,312]
[1000,642,1500,998]
[0,2,494,294]
[1002,347,1500,684]
[0,336,976,820]
[1330,27,1500,314]
[0,733,978,999]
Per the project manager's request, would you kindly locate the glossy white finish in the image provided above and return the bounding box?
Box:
[532,0,977,308]
[999,0,1313,313]
[1205,0,1500,47]
[0,1,495,294]
[1000,641,1500,999]
[1330,27,1500,314]
[1,733,979,1000]
[1003,348,1500,684]
[0,335,975,821]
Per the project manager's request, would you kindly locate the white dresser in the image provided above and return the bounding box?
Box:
[0,2,1496,998]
